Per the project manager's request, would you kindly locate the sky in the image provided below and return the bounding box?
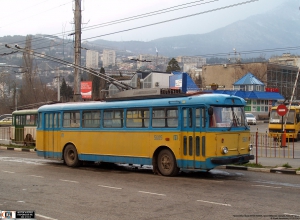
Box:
[0,0,290,42]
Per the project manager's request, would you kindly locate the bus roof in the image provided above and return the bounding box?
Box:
[271,105,300,110]
[12,109,38,115]
[38,94,246,112]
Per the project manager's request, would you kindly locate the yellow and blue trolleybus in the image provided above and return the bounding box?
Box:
[36,93,254,176]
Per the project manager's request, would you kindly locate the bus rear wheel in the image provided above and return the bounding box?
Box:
[64,144,80,167]
[157,149,179,176]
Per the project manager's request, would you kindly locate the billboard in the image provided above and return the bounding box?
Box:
[81,81,92,99]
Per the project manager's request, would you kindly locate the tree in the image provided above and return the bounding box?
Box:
[99,67,107,100]
[60,78,73,102]
[91,71,100,100]
[166,58,181,73]
[17,35,56,108]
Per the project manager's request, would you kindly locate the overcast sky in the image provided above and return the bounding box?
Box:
[0,0,289,42]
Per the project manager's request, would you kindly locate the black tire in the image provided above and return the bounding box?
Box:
[157,149,179,176]
[63,144,80,167]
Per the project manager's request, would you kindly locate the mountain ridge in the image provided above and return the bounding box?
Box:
[91,0,300,58]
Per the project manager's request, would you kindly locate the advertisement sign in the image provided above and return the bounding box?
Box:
[81,81,92,99]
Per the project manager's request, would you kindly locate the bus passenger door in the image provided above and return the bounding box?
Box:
[181,107,196,169]
[44,113,60,158]
[44,113,54,158]
[53,112,61,159]
[194,107,206,169]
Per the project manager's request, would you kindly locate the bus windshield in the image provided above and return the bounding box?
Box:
[269,109,295,124]
[209,106,246,128]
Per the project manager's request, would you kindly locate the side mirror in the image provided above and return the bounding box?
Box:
[208,107,214,116]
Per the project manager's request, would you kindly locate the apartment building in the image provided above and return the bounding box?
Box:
[137,54,169,69]
[103,49,116,67]
[86,50,99,69]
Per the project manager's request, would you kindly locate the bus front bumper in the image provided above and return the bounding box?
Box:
[211,155,254,165]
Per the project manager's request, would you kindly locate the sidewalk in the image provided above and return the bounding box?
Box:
[255,157,300,168]
[225,157,300,175]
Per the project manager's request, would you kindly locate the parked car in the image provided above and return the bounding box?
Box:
[245,113,256,125]
[0,117,12,126]
[0,114,12,120]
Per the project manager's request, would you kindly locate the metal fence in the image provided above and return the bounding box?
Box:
[0,126,10,140]
[0,126,36,146]
[250,132,296,159]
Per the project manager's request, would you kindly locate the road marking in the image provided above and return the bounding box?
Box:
[29,175,44,178]
[253,180,300,188]
[36,214,58,220]
[206,180,224,183]
[197,200,231,206]
[0,156,49,165]
[284,213,300,217]
[2,170,15,173]
[138,191,166,196]
[17,201,25,203]
[252,185,281,189]
[98,185,122,190]
[59,179,78,183]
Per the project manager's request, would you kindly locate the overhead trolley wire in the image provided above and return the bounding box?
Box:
[0,0,231,52]
[83,0,258,41]
[3,0,298,60]
[5,44,135,91]
[0,0,73,29]
[81,0,219,32]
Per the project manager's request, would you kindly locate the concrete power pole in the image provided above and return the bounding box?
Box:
[56,67,60,101]
[74,0,82,102]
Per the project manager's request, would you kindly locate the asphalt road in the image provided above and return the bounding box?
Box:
[0,150,299,220]
[250,121,269,133]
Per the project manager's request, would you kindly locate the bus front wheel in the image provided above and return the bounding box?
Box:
[64,144,81,167]
[157,149,179,176]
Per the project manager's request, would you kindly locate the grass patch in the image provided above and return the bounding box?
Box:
[242,162,264,168]
[296,167,300,171]
[281,163,292,168]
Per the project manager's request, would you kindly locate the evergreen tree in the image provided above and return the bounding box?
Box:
[60,78,73,102]
[99,67,107,100]
[166,58,181,73]
[92,73,100,100]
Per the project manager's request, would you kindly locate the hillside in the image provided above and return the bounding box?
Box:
[91,0,300,58]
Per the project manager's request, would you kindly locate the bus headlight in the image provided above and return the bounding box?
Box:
[221,146,228,154]
[249,144,253,151]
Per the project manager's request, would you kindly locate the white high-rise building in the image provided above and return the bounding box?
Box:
[103,49,116,67]
[86,50,99,69]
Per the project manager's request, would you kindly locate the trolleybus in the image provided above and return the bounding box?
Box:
[11,109,38,145]
[36,93,254,176]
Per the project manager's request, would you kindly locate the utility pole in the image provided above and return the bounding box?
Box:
[155,47,158,70]
[54,67,60,101]
[74,0,82,102]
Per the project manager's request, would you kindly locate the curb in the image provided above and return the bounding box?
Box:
[225,165,300,175]
[0,146,35,152]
